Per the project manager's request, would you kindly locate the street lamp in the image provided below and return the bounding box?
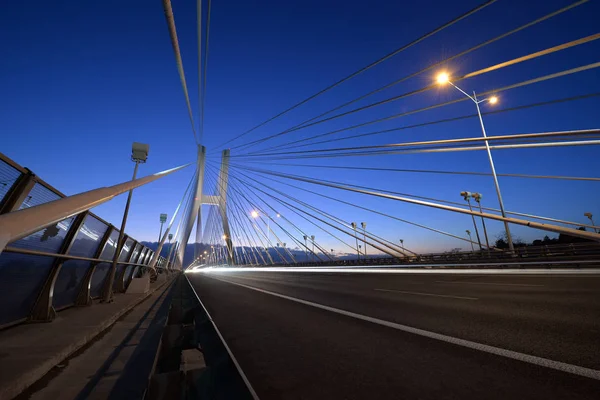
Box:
[438,72,515,252]
[303,235,308,262]
[466,230,475,252]
[251,210,280,245]
[460,191,483,251]
[351,222,360,261]
[584,212,598,233]
[471,192,490,251]
[399,239,405,257]
[311,235,315,263]
[361,222,367,258]
[159,213,167,242]
[103,142,149,303]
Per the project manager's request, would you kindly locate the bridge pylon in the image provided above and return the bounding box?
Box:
[177,147,234,267]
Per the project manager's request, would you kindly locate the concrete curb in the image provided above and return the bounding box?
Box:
[4,277,176,400]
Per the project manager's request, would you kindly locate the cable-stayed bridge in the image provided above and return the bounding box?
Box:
[1,0,600,398]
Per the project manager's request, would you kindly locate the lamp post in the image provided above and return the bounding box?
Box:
[303,235,308,262]
[471,193,490,251]
[251,210,280,246]
[103,142,149,303]
[466,230,475,252]
[158,213,167,242]
[351,222,360,261]
[311,235,315,263]
[399,239,405,257]
[584,212,598,233]
[437,72,514,253]
[361,222,367,258]
[460,191,483,251]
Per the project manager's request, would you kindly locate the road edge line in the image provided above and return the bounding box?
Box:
[184,274,260,400]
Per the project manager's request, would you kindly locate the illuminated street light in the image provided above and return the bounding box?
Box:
[251,210,280,245]
[439,71,514,253]
[436,72,449,85]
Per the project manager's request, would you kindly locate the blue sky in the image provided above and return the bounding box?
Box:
[1,0,599,254]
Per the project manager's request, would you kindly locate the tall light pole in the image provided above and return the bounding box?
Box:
[466,230,475,252]
[460,191,483,251]
[351,222,360,261]
[158,213,167,242]
[361,222,367,258]
[103,142,148,303]
[399,239,404,257]
[303,235,308,262]
[471,193,490,251]
[167,233,173,270]
[584,212,598,233]
[251,210,280,246]
[437,72,514,253]
[311,235,315,262]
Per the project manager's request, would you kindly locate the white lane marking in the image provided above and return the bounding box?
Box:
[214,277,600,381]
[436,281,544,287]
[375,288,478,300]
[184,275,260,400]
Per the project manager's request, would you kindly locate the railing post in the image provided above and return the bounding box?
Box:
[0,168,36,215]
[115,239,136,292]
[28,211,89,322]
[75,225,113,306]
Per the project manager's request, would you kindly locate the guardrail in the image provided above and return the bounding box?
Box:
[0,152,176,328]
[144,275,255,399]
[265,242,600,267]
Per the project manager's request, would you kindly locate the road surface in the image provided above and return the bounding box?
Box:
[186,270,600,399]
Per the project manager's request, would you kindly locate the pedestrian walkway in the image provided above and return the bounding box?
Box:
[0,277,174,400]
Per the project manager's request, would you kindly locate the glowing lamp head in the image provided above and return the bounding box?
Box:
[222,235,227,240]
[436,72,450,85]
[489,96,498,104]
[251,210,259,218]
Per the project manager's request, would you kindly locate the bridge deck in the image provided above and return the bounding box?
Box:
[188,271,600,399]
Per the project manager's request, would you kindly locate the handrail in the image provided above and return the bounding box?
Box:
[3,246,167,269]
[0,163,192,253]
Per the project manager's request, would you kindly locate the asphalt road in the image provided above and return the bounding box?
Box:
[187,270,600,399]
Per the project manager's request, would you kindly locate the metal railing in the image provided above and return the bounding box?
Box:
[0,152,181,328]
[261,242,600,268]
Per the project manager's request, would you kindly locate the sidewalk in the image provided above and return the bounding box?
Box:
[0,277,174,400]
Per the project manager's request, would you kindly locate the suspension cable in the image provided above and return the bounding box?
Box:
[251,92,600,153]
[162,0,199,145]
[232,30,600,152]
[230,62,600,157]
[213,0,498,150]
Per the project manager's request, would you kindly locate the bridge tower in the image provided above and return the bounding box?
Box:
[176,147,234,267]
